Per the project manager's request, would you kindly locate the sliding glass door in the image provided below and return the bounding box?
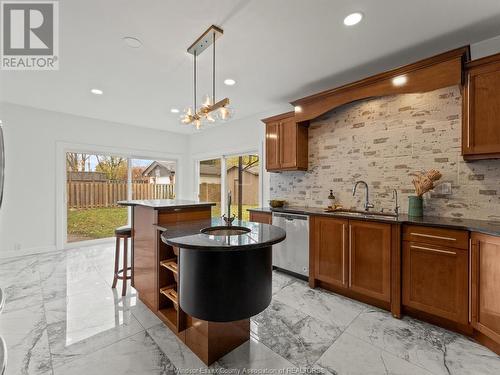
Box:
[225,154,260,221]
[66,152,176,243]
[198,158,222,218]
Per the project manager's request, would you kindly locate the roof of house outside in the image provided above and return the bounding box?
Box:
[142,161,176,177]
[200,164,259,177]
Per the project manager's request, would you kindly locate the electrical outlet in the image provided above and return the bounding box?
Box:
[436,182,452,195]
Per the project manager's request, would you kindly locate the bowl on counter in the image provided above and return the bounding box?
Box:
[269,200,286,208]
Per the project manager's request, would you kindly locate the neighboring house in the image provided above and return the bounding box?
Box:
[226,165,259,205]
[198,163,259,205]
[142,161,176,184]
[199,163,222,184]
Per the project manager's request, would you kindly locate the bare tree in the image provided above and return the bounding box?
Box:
[66,153,91,172]
[96,156,127,181]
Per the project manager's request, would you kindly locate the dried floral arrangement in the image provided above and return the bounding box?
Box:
[410,169,442,197]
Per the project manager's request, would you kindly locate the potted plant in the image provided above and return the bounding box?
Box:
[409,169,442,217]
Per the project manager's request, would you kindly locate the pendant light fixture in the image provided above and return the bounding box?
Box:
[180,25,234,130]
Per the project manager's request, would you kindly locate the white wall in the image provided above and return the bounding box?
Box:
[471,34,500,60]
[188,106,290,206]
[0,102,190,257]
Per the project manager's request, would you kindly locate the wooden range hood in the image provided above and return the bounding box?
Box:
[290,47,470,123]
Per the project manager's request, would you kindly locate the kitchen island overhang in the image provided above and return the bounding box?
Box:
[161,219,286,322]
[118,199,286,365]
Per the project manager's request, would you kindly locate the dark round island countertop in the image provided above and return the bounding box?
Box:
[159,218,286,322]
[160,218,285,251]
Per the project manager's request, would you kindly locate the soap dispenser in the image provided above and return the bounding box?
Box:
[328,190,336,208]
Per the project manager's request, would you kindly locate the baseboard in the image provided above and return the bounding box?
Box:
[0,245,57,260]
[64,237,115,250]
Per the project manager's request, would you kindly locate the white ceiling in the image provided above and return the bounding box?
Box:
[1,0,500,134]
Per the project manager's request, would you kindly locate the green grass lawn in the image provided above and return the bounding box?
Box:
[67,207,128,242]
[67,204,259,243]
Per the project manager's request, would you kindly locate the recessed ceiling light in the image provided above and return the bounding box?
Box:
[392,75,408,86]
[224,78,236,86]
[123,36,142,48]
[170,108,180,114]
[91,88,103,95]
[343,12,363,26]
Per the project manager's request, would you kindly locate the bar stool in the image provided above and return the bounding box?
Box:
[112,226,132,296]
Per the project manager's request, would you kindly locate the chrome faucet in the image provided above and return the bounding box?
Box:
[392,189,400,216]
[353,180,374,211]
[222,191,235,226]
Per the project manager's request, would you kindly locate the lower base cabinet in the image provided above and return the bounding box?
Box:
[349,221,392,303]
[310,216,395,310]
[471,233,500,352]
[402,241,469,325]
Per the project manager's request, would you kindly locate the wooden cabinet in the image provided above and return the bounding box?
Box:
[310,217,394,308]
[249,211,272,224]
[133,206,158,310]
[349,221,392,303]
[311,216,348,288]
[402,225,469,325]
[262,112,308,172]
[471,232,500,354]
[463,53,500,160]
[132,205,212,314]
[265,121,280,170]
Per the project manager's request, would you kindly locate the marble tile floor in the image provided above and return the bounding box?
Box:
[0,243,499,374]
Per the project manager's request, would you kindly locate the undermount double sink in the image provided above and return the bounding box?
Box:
[328,209,398,221]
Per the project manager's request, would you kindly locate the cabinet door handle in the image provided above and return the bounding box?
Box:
[468,238,472,323]
[348,225,352,287]
[342,224,346,285]
[410,232,457,242]
[467,74,471,149]
[410,245,456,255]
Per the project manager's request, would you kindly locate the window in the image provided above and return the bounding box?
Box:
[197,153,261,222]
[225,154,260,221]
[198,158,221,218]
[66,152,176,243]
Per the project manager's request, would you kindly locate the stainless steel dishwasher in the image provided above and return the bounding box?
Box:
[272,212,309,278]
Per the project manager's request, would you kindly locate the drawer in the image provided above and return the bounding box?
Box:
[403,225,469,250]
[403,241,469,324]
[249,211,272,224]
[158,207,212,224]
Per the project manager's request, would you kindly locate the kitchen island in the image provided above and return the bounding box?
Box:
[118,199,286,365]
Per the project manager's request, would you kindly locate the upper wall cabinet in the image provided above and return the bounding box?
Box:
[262,112,308,172]
[463,53,500,160]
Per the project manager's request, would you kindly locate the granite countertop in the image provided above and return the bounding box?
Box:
[160,218,286,251]
[117,199,216,209]
[248,206,500,236]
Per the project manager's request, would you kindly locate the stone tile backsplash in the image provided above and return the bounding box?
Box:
[270,86,500,220]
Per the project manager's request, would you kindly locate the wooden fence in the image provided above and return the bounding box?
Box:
[67,181,175,209]
[199,183,221,203]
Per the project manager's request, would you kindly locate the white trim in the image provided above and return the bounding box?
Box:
[221,157,227,215]
[56,140,183,250]
[193,147,262,217]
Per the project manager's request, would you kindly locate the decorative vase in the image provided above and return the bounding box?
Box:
[408,196,423,217]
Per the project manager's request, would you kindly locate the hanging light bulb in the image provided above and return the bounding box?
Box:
[180,106,194,124]
[217,105,234,121]
[201,94,213,108]
[195,119,202,130]
[206,112,216,123]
